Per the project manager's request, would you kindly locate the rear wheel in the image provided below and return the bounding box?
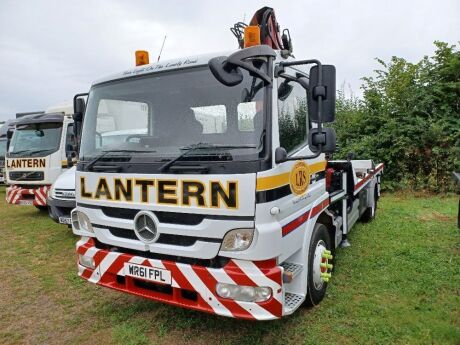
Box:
[361,186,378,222]
[305,223,333,306]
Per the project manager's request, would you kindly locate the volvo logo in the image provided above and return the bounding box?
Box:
[133,211,159,244]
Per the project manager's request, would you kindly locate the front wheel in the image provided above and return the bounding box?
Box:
[305,223,333,306]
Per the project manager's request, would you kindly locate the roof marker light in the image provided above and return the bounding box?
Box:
[244,26,261,48]
[135,50,150,66]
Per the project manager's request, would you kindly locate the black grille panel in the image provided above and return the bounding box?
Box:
[9,171,44,181]
[100,207,205,225]
[101,225,220,247]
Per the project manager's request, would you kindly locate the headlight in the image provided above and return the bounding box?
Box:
[216,283,272,302]
[47,186,54,199]
[221,228,254,251]
[72,210,93,233]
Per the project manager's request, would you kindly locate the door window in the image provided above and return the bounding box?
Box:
[277,73,308,153]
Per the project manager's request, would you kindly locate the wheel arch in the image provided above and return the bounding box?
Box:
[316,210,337,251]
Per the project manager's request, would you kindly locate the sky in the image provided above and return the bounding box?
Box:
[0,0,459,121]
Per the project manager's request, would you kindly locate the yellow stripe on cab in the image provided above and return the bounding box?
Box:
[256,161,327,191]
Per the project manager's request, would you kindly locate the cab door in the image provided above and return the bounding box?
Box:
[61,122,77,169]
[255,66,327,262]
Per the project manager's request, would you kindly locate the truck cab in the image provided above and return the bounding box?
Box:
[72,7,383,320]
[0,127,7,184]
[47,129,145,226]
[5,103,77,208]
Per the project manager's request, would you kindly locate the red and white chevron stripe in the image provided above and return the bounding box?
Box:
[6,185,50,206]
[76,237,284,320]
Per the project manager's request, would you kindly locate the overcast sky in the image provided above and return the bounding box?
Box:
[0,0,458,121]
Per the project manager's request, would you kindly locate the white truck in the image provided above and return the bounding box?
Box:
[47,129,146,225]
[5,103,77,208]
[71,7,383,320]
[0,137,5,184]
[47,165,77,225]
[0,122,9,184]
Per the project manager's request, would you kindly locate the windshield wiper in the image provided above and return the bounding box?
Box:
[9,149,33,155]
[159,143,256,172]
[27,149,54,155]
[86,149,155,171]
[9,148,54,156]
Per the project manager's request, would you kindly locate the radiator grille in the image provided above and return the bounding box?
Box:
[9,171,44,181]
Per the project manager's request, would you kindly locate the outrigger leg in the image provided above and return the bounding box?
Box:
[339,181,351,248]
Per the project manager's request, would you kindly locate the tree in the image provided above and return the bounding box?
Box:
[334,41,460,192]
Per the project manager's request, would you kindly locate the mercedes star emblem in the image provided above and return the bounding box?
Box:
[133,211,159,244]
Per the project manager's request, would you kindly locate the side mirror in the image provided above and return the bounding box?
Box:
[209,56,244,86]
[73,94,87,144]
[6,130,13,151]
[67,154,74,168]
[73,98,86,121]
[275,147,288,164]
[278,80,294,101]
[308,65,336,123]
[66,144,76,153]
[308,127,336,154]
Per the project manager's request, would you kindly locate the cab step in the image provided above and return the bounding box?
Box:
[281,262,303,283]
[284,292,304,314]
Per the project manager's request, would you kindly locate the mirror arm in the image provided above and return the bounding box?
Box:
[279,59,321,68]
[226,58,272,84]
[225,45,277,84]
[276,71,297,82]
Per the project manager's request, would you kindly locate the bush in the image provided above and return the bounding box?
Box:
[333,41,460,192]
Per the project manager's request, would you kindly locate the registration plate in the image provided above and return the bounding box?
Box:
[124,263,171,285]
[59,217,72,225]
[19,200,34,205]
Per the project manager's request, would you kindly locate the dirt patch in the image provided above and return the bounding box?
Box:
[417,211,454,223]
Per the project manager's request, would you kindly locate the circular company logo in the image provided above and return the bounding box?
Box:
[289,161,311,196]
[133,211,159,244]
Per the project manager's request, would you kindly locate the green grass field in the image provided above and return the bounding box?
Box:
[0,186,459,345]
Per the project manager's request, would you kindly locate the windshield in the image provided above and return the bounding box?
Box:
[8,122,62,157]
[0,139,6,157]
[80,66,267,163]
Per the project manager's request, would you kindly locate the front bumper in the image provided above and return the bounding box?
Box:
[76,237,284,320]
[47,197,75,223]
[6,185,50,206]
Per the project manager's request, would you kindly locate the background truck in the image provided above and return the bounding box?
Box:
[47,129,143,225]
[47,166,76,225]
[0,118,21,184]
[0,123,8,184]
[5,102,78,208]
[71,7,383,320]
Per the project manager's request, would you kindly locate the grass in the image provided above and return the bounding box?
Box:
[0,186,458,344]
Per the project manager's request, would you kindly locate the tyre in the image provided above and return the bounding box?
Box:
[305,223,333,306]
[361,186,378,222]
